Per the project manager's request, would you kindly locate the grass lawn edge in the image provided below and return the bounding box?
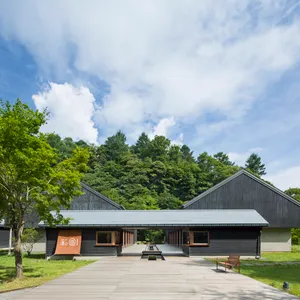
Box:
[0,253,95,293]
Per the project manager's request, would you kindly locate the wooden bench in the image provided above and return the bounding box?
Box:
[216,255,240,273]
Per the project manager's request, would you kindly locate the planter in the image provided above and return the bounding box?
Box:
[148,255,157,261]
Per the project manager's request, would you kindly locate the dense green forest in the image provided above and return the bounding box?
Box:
[46,132,300,244]
[45,131,269,210]
[45,131,300,210]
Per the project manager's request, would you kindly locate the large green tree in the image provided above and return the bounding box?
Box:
[214,152,235,166]
[285,188,300,202]
[0,100,89,278]
[285,187,300,245]
[104,131,129,161]
[245,153,266,176]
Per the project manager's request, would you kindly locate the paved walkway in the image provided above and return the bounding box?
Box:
[122,243,184,255]
[3,257,299,300]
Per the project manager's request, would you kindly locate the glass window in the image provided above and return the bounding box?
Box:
[193,231,209,245]
[96,232,112,244]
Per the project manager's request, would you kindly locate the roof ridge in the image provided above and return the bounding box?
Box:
[59,208,258,212]
[182,169,300,208]
[80,182,125,210]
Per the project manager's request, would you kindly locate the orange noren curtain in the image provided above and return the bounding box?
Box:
[55,230,82,255]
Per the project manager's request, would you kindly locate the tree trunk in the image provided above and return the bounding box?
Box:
[13,223,24,279]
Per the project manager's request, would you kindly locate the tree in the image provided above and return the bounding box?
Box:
[45,134,76,160]
[168,145,181,163]
[0,100,89,278]
[180,145,195,162]
[213,152,234,166]
[285,188,300,245]
[197,152,240,187]
[149,136,170,161]
[285,188,300,202]
[22,228,43,256]
[245,153,266,176]
[157,192,182,209]
[104,131,128,161]
[132,132,151,159]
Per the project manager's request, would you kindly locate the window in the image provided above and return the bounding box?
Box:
[192,231,209,245]
[96,231,114,245]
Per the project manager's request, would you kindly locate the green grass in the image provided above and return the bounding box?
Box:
[240,265,300,297]
[0,252,93,292]
[292,245,300,253]
[206,248,300,297]
[240,249,300,297]
[240,251,300,265]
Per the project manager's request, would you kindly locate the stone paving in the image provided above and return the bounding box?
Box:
[122,243,184,255]
[1,256,299,300]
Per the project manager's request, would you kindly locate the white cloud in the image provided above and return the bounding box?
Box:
[264,166,300,191]
[152,117,175,137]
[171,133,184,146]
[32,82,98,144]
[1,1,300,140]
[228,147,264,166]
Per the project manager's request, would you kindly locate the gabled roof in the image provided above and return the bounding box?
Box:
[39,209,268,228]
[80,182,125,210]
[182,169,300,209]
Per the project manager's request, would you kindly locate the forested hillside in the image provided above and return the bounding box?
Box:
[45,131,268,210]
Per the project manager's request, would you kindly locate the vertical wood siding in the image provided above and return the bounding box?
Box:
[70,186,122,210]
[26,184,123,228]
[182,245,190,256]
[185,173,300,227]
[0,228,9,248]
[188,227,260,256]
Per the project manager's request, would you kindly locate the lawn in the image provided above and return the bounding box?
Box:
[239,248,300,297]
[0,252,93,292]
[240,264,300,297]
[206,247,300,297]
[240,247,300,265]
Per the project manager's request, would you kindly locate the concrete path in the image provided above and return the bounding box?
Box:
[122,243,184,255]
[0,289,28,300]
[5,257,299,300]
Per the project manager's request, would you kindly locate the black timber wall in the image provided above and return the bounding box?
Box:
[70,185,122,210]
[25,185,123,227]
[184,173,300,228]
[182,245,189,256]
[188,227,260,256]
[46,228,122,257]
[0,228,9,248]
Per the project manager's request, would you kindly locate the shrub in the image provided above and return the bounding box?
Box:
[148,255,157,260]
[22,228,43,256]
[292,228,300,245]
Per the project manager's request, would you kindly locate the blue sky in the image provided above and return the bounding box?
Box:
[0,0,300,190]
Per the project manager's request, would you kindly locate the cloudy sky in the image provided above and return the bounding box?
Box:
[0,0,300,190]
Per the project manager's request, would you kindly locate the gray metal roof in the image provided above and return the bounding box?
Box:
[182,169,300,208]
[39,209,268,228]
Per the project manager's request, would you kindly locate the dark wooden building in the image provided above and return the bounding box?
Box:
[0,183,124,251]
[41,209,268,257]
[182,169,300,252]
[70,183,125,211]
[0,221,10,249]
